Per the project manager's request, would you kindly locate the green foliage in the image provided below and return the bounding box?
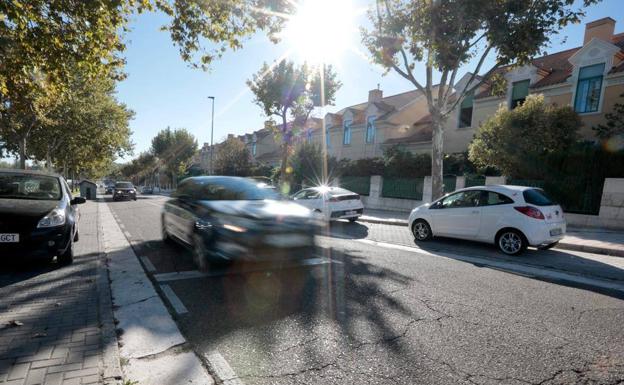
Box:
[214,136,252,176]
[151,128,197,185]
[469,95,581,177]
[382,146,431,178]
[290,142,323,188]
[593,92,624,140]
[336,157,385,177]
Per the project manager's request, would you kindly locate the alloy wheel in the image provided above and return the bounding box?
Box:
[499,232,522,255]
[413,222,429,241]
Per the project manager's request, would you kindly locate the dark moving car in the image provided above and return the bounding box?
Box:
[105,185,114,194]
[113,181,137,201]
[162,176,319,270]
[0,169,85,265]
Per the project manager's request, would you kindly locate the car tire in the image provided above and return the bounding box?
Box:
[192,234,210,272]
[348,217,357,223]
[73,230,79,242]
[496,229,527,256]
[412,219,432,242]
[57,239,74,265]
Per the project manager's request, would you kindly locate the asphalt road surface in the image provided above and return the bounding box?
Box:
[106,194,624,385]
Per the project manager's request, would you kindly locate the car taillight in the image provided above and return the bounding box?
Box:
[514,206,545,220]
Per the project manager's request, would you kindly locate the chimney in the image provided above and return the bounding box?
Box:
[584,17,615,44]
[368,88,383,103]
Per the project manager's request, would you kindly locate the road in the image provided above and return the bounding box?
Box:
[106,194,624,385]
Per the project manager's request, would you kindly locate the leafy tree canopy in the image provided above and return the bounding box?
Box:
[214,136,252,176]
[593,92,624,141]
[151,127,197,185]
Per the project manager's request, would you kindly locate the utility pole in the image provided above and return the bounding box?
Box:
[208,96,215,175]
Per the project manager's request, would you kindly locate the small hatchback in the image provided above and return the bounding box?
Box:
[408,185,566,255]
[292,186,364,222]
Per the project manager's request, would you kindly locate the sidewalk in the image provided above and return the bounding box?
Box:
[0,201,121,385]
[360,208,624,257]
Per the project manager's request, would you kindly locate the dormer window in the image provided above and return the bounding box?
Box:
[343,120,352,145]
[574,63,605,113]
[366,116,376,143]
[510,80,530,109]
[458,92,474,128]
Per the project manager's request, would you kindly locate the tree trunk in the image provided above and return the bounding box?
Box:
[19,137,27,170]
[431,114,445,200]
[278,114,290,188]
[46,147,52,171]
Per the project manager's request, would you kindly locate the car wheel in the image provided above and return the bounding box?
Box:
[412,220,432,241]
[348,217,357,223]
[192,234,209,272]
[73,230,79,242]
[496,229,527,256]
[57,239,74,265]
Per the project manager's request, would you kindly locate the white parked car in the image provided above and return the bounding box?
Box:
[408,185,566,255]
[292,186,364,222]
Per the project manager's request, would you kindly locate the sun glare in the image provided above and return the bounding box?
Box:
[283,0,356,64]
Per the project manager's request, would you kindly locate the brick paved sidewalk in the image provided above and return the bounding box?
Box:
[0,201,121,385]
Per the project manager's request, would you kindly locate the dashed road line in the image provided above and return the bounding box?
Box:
[140,256,157,272]
[160,284,188,315]
[154,257,338,282]
[204,351,245,385]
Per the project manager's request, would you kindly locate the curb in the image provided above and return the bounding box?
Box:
[95,201,124,384]
[358,216,622,258]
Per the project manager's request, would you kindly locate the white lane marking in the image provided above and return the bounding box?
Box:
[140,256,157,273]
[352,238,624,293]
[204,351,245,385]
[154,257,338,282]
[160,284,188,315]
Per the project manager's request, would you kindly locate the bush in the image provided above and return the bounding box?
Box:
[382,145,431,177]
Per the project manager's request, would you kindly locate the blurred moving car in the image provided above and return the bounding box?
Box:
[162,176,318,270]
[408,185,566,255]
[142,186,153,194]
[0,169,85,264]
[292,186,364,222]
[113,181,137,201]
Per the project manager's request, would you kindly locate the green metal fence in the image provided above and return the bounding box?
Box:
[341,176,370,196]
[443,176,456,193]
[382,177,424,200]
[465,176,486,187]
[508,178,603,215]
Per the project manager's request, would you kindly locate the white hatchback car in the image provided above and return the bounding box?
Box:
[292,186,364,222]
[408,185,566,255]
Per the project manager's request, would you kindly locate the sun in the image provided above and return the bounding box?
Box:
[282,0,356,65]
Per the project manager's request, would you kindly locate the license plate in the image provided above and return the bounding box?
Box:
[265,234,311,248]
[345,210,357,216]
[550,228,562,236]
[0,233,19,243]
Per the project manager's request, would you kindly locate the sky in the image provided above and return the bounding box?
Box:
[115,0,624,159]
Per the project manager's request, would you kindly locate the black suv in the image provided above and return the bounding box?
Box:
[113,181,137,201]
[0,169,85,264]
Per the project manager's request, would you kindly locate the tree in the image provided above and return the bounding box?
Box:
[214,137,252,176]
[468,95,581,178]
[290,143,323,188]
[151,128,197,187]
[362,0,598,199]
[594,92,624,140]
[247,61,341,187]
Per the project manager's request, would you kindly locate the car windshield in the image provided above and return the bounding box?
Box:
[115,182,133,189]
[194,178,281,201]
[523,188,555,206]
[0,173,61,200]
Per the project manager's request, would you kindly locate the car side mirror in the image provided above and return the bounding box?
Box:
[71,197,86,205]
[430,201,442,209]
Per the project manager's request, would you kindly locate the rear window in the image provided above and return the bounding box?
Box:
[523,189,554,206]
[115,182,133,189]
[0,173,62,200]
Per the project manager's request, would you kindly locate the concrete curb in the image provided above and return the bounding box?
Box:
[95,201,124,384]
[97,199,214,385]
[358,216,623,258]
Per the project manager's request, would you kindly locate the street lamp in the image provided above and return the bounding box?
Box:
[208,96,215,175]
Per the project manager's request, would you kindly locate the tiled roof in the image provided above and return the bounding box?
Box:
[383,127,432,145]
[475,33,624,99]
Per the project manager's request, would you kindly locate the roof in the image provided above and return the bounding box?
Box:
[334,89,423,116]
[0,168,62,178]
[475,33,624,99]
[384,127,432,145]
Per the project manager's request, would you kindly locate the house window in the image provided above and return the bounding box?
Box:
[252,142,257,156]
[366,116,376,143]
[458,92,473,128]
[510,80,530,109]
[343,120,352,145]
[574,63,605,113]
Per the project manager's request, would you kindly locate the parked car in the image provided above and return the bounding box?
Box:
[0,169,86,264]
[291,186,364,222]
[162,176,319,270]
[112,181,137,201]
[408,185,566,255]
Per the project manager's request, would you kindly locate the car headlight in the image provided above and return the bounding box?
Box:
[37,208,66,228]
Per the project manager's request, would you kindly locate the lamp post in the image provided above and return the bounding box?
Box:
[208,96,215,175]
